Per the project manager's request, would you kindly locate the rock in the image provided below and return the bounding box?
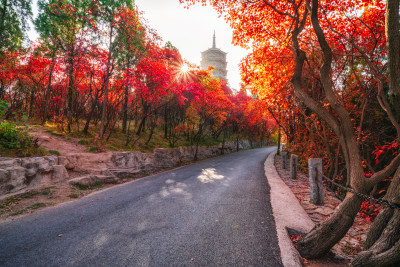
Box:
[154,148,181,168]
[63,155,78,170]
[0,158,21,169]
[197,146,221,159]
[112,151,155,171]
[25,168,38,178]
[52,165,69,182]
[0,169,10,183]
[65,153,113,173]
[179,146,196,162]
[28,173,52,187]
[69,175,118,186]
[58,156,69,167]
[21,156,58,173]
[63,155,76,170]
[2,166,27,194]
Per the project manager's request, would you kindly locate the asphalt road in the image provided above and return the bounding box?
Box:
[0,147,283,267]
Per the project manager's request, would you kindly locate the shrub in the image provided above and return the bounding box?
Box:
[0,100,9,118]
[0,122,33,149]
[49,150,60,156]
[78,139,89,145]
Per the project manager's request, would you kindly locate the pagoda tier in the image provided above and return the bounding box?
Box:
[200,32,228,81]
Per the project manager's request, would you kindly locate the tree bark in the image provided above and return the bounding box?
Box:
[122,85,129,133]
[277,125,281,155]
[99,24,114,138]
[297,193,364,258]
[351,167,400,266]
[0,0,8,47]
[386,0,400,116]
[42,54,55,125]
[28,89,35,118]
[164,105,168,139]
[67,48,75,132]
[351,4,400,262]
[83,91,99,135]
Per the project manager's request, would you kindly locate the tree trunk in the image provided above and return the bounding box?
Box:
[350,2,400,265]
[0,0,8,47]
[83,92,99,135]
[194,138,200,160]
[136,116,146,135]
[125,118,132,146]
[164,105,168,139]
[28,89,35,118]
[67,50,75,132]
[42,55,55,125]
[122,85,129,133]
[145,121,156,145]
[351,166,400,267]
[386,0,400,117]
[297,193,364,258]
[221,130,226,155]
[136,103,148,135]
[277,125,281,155]
[99,24,114,138]
[0,81,4,99]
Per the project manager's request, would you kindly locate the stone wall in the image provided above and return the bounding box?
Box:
[0,140,261,198]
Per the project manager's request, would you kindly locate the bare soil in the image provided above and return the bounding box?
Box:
[29,127,88,155]
[275,155,371,266]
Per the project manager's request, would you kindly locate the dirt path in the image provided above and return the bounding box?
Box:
[29,129,87,155]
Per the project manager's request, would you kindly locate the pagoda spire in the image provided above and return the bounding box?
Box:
[212,30,216,48]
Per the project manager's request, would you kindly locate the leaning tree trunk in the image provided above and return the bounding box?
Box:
[297,192,364,258]
[351,166,400,267]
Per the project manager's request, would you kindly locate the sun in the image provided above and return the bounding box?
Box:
[181,64,189,73]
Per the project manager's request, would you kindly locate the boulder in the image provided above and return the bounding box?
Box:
[0,158,21,169]
[112,151,155,171]
[65,153,113,173]
[58,156,74,169]
[154,148,181,168]
[179,146,196,162]
[0,169,10,183]
[52,165,69,182]
[3,166,27,194]
[21,156,58,174]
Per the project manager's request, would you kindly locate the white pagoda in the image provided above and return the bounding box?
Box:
[200,32,228,81]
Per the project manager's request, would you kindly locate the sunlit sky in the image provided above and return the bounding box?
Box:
[29,0,249,90]
[135,0,249,90]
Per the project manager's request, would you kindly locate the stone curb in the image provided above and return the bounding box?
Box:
[265,150,314,267]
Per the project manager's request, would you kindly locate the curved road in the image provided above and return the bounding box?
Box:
[0,147,282,266]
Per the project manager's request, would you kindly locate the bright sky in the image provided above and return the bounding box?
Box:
[135,0,249,91]
[29,0,249,90]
